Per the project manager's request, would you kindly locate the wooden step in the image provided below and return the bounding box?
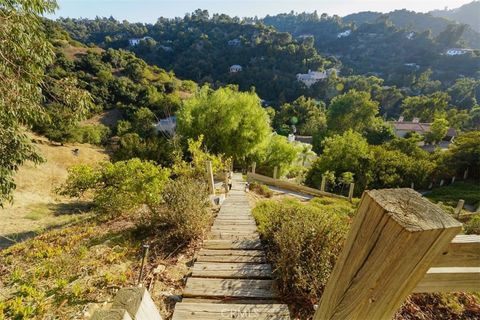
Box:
[183,278,279,299]
[198,249,265,257]
[172,302,290,320]
[203,239,263,250]
[197,253,266,263]
[191,262,272,279]
[208,233,259,240]
[211,226,258,232]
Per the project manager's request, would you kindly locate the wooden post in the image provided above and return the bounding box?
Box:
[348,183,354,202]
[464,168,469,180]
[454,199,465,218]
[251,162,256,174]
[440,179,445,187]
[224,170,229,194]
[273,166,278,180]
[313,189,462,320]
[451,176,456,184]
[320,175,326,192]
[205,161,215,195]
[410,182,414,189]
[113,287,162,320]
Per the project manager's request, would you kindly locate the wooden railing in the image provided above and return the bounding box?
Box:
[313,188,480,320]
[247,172,348,200]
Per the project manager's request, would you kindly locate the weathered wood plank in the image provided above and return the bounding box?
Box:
[180,298,279,304]
[197,254,266,263]
[212,224,257,229]
[172,302,290,320]
[191,262,272,278]
[203,239,263,250]
[314,188,462,320]
[208,233,259,240]
[198,249,265,257]
[247,172,347,200]
[413,267,480,293]
[183,278,278,299]
[432,235,480,268]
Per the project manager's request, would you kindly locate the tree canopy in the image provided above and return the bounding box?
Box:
[177,86,271,163]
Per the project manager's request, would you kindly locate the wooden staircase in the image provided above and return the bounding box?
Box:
[172,173,291,319]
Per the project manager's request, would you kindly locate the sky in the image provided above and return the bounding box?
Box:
[47,0,474,23]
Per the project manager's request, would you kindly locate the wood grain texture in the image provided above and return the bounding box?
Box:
[183,278,279,299]
[191,262,272,278]
[414,267,480,292]
[172,302,290,320]
[432,235,480,268]
[314,189,462,320]
[247,172,347,200]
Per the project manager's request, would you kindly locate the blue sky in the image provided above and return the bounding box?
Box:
[48,0,473,22]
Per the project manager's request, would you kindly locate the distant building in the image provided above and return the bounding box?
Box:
[391,116,457,150]
[446,48,472,56]
[404,63,420,70]
[337,30,352,38]
[406,32,415,40]
[296,69,335,87]
[294,135,313,144]
[128,36,153,46]
[228,39,241,46]
[154,116,176,135]
[298,34,314,39]
[229,64,243,73]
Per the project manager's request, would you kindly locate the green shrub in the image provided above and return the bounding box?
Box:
[249,181,273,198]
[464,215,480,235]
[69,124,110,145]
[253,198,351,317]
[157,177,213,242]
[59,159,170,216]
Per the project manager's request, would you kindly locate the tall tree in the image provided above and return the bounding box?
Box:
[0,0,91,205]
[327,90,379,134]
[177,86,271,164]
[0,0,57,205]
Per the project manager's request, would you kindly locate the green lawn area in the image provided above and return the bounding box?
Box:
[425,181,480,208]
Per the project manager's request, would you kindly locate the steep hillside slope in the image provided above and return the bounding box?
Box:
[0,134,107,248]
[430,1,480,32]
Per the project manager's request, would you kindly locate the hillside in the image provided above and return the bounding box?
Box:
[0,134,107,248]
[343,9,480,49]
[430,1,480,32]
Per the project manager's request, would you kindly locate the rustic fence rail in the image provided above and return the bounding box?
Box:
[247,172,348,200]
[312,188,479,320]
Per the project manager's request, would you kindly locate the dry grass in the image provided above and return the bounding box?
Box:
[62,45,104,61]
[0,134,108,247]
[82,108,125,128]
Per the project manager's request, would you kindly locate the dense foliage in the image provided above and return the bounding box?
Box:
[0,0,92,205]
[177,86,271,164]
[58,158,170,216]
[253,198,353,317]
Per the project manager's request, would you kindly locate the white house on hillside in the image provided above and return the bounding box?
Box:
[296,69,335,87]
[230,65,243,73]
[446,48,472,56]
[154,116,176,136]
[129,36,153,46]
[228,39,241,46]
[337,30,352,38]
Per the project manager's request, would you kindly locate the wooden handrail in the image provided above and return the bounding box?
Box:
[431,234,480,268]
[247,172,347,200]
[313,189,462,320]
[414,267,480,293]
